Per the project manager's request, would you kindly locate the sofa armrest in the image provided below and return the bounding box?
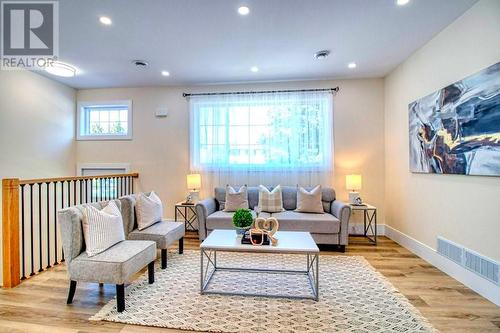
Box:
[195,198,217,241]
[331,200,351,246]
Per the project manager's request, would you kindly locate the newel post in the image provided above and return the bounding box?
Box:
[2,178,20,288]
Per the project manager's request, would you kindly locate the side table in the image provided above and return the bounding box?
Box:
[349,204,377,244]
[175,202,198,231]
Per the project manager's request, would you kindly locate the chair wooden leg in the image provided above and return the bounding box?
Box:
[179,237,184,254]
[161,249,167,269]
[66,280,77,304]
[116,284,125,312]
[148,261,155,284]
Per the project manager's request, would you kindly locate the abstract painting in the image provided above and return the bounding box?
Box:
[409,62,500,176]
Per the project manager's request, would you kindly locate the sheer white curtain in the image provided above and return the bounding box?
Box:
[189,90,334,198]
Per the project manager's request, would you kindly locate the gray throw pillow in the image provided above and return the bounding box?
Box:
[223,185,249,212]
[295,185,324,213]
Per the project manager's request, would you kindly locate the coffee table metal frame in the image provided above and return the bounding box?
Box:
[200,231,319,301]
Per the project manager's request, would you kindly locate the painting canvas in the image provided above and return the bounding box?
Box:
[408,62,500,176]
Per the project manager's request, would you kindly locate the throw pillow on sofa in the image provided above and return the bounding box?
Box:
[136,191,163,230]
[296,185,324,213]
[258,185,284,213]
[82,201,125,257]
[223,185,249,211]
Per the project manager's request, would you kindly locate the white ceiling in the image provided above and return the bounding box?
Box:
[42,0,477,89]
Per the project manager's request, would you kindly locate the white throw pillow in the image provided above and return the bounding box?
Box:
[82,201,125,257]
[223,185,249,212]
[136,191,163,230]
[295,185,324,213]
[258,185,284,213]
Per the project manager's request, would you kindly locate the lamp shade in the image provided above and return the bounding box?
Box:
[187,174,201,190]
[346,174,362,191]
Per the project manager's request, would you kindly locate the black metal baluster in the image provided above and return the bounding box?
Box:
[84,179,88,203]
[104,178,108,200]
[131,176,134,193]
[73,180,77,205]
[38,183,43,273]
[29,184,35,276]
[100,178,103,201]
[54,181,58,265]
[20,184,26,280]
[46,182,51,269]
[120,177,123,196]
[112,177,116,199]
[79,179,83,204]
[67,180,70,207]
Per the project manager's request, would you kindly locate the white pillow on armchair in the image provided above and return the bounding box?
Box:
[136,191,163,230]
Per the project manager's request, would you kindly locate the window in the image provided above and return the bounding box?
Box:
[77,100,132,140]
[189,91,333,171]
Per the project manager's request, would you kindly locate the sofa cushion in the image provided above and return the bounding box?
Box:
[271,211,340,234]
[206,210,270,230]
[68,240,156,284]
[258,185,285,213]
[128,220,185,249]
[136,191,163,230]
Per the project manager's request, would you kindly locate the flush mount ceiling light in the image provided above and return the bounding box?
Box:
[161,70,170,76]
[45,61,76,77]
[99,16,112,25]
[396,0,410,5]
[238,6,250,15]
[132,60,149,68]
[348,62,357,69]
[314,50,330,60]
[250,66,259,72]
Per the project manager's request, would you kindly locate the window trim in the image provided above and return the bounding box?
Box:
[76,100,133,141]
[76,163,131,176]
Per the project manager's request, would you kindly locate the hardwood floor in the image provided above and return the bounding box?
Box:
[0,233,498,333]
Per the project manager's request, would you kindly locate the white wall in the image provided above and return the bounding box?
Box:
[384,0,500,261]
[0,70,76,285]
[76,79,386,224]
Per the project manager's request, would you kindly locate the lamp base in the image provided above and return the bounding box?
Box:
[185,191,200,204]
[348,191,360,204]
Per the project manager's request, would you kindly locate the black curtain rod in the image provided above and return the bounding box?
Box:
[182,87,339,98]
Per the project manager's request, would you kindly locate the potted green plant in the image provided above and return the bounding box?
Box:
[232,208,254,236]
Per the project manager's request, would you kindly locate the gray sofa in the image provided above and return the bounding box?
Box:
[196,186,351,251]
[58,199,156,312]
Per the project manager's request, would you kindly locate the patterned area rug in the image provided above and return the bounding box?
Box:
[91,250,436,333]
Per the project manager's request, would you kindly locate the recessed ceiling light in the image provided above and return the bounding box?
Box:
[250,66,259,72]
[396,0,410,6]
[314,50,330,60]
[348,62,357,69]
[238,6,250,15]
[45,61,77,77]
[161,71,170,76]
[99,16,112,25]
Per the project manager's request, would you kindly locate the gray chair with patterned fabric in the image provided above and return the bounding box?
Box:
[120,194,185,269]
[58,199,157,312]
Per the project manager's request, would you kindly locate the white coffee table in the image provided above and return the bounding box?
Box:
[200,229,320,301]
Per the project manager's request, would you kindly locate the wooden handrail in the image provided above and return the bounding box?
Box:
[19,172,139,185]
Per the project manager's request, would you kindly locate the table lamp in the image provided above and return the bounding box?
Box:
[346,174,362,204]
[184,173,201,204]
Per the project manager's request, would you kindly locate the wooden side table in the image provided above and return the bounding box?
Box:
[349,204,377,244]
[175,202,198,231]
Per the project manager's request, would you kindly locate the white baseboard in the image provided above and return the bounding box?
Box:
[384,225,500,306]
[349,223,385,236]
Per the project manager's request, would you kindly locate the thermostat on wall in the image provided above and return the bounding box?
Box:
[155,108,168,117]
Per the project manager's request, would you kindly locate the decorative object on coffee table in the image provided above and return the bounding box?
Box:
[175,202,198,231]
[232,208,253,236]
[254,217,279,246]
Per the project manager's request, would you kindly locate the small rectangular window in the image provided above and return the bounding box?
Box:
[77,100,132,140]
